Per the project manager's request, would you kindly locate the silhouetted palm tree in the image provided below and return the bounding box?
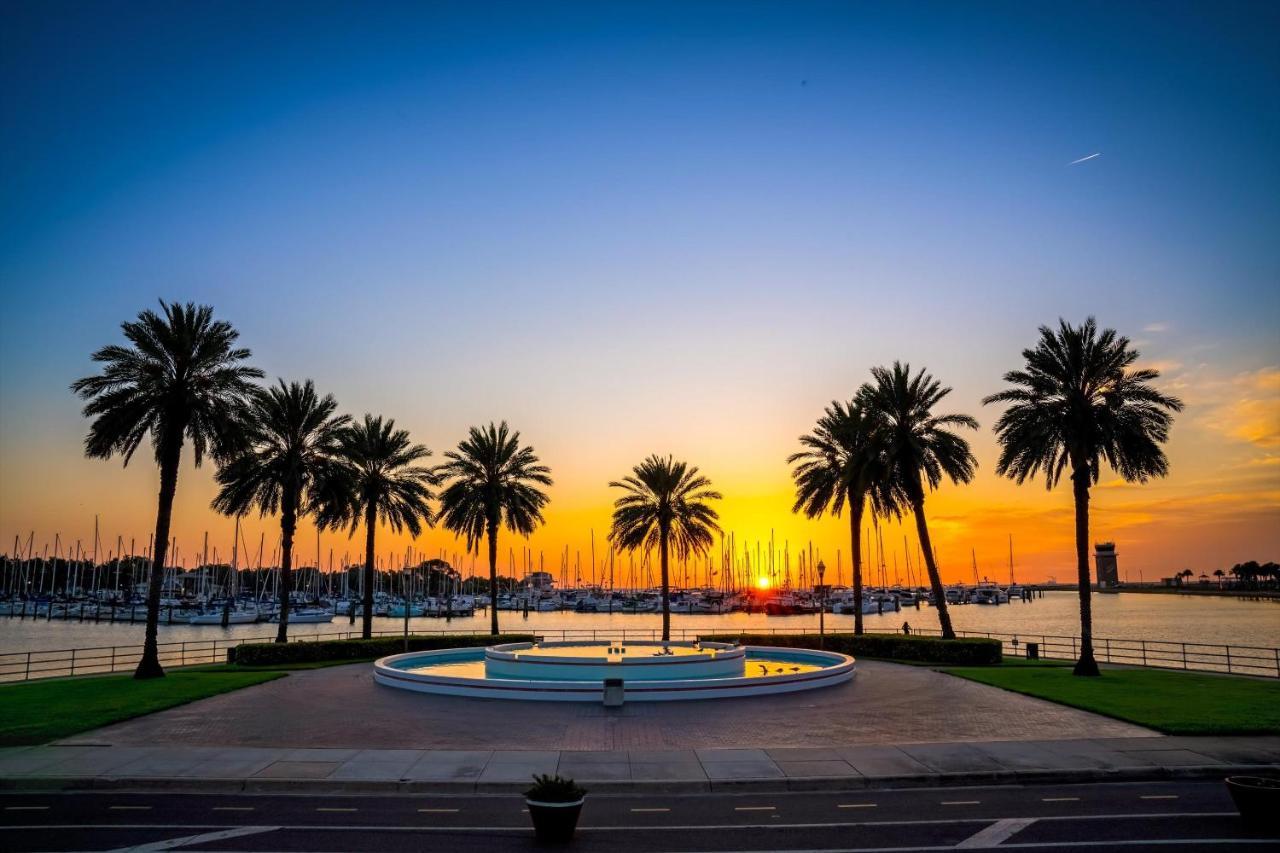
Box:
[321,415,438,639]
[788,400,900,634]
[984,319,1181,676]
[437,422,552,635]
[858,363,977,639]
[212,380,350,642]
[609,455,722,642]
[71,302,262,678]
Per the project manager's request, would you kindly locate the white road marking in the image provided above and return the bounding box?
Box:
[316,807,357,812]
[4,806,49,811]
[956,817,1037,848]
[735,805,776,811]
[1042,797,1079,802]
[1140,795,1178,800]
[838,803,877,809]
[631,807,670,812]
[417,808,460,813]
[211,806,254,812]
[941,800,980,805]
[110,806,152,811]
[105,825,279,852]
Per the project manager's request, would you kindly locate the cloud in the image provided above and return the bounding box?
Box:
[1143,322,1169,333]
[1068,152,1102,165]
[1201,367,1280,449]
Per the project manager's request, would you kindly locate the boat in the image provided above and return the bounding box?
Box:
[272,607,333,624]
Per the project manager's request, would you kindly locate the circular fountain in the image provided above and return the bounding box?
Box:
[373,640,855,702]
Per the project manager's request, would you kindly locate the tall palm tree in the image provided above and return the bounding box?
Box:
[71,301,262,678]
[788,400,900,634]
[212,380,350,642]
[983,319,1181,676]
[321,415,438,639]
[609,455,722,642]
[437,422,552,635]
[857,362,978,639]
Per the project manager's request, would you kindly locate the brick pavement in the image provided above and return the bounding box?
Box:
[65,660,1154,750]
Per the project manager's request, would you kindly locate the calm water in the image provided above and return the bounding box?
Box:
[1,591,1277,654]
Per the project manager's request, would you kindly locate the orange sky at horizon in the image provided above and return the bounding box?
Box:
[2,360,1275,587]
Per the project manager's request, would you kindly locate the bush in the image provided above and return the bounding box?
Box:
[702,632,1002,666]
[526,773,587,802]
[230,633,535,666]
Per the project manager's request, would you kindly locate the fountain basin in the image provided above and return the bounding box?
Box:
[373,641,855,702]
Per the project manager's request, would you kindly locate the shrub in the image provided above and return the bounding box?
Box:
[526,773,586,803]
[230,633,535,666]
[702,632,1002,666]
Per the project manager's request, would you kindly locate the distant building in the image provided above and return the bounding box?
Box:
[524,570,556,590]
[1094,542,1119,588]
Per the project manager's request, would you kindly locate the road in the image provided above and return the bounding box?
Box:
[2,780,1276,851]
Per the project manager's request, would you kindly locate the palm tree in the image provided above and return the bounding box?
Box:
[71,302,262,678]
[322,415,438,639]
[857,362,978,639]
[788,400,899,635]
[609,455,722,642]
[984,318,1181,676]
[437,422,552,635]
[212,380,350,642]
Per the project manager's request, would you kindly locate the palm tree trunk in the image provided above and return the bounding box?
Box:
[487,517,499,636]
[849,495,865,635]
[659,524,671,642]
[275,492,297,644]
[135,428,183,680]
[361,500,377,640]
[1071,466,1100,676]
[912,497,955,639]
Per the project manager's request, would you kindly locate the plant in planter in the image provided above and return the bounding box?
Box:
[525,773,587,842]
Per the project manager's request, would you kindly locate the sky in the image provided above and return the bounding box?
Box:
[1,1,1277,585]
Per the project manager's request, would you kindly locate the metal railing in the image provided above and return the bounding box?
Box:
[2,624,1277,682]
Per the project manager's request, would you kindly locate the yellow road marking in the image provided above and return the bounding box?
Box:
[838,803,877,809]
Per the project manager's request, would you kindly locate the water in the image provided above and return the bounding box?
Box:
[397,649,825,682]
[2,591,1277,655]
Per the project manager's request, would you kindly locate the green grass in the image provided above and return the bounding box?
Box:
[943,663,1280,735]
[0,670,285,746]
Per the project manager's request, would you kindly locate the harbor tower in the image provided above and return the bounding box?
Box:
[1094,542,1120,588]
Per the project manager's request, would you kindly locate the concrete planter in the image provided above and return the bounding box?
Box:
[526,797,585,842]
[1226,776,1280,828]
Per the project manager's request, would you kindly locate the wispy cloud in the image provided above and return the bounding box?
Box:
[1143,322,1169,333]
[1068,152,1102,165]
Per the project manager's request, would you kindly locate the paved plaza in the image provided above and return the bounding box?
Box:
[62,660,1153,750]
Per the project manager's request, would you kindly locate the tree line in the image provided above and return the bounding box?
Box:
[75,303,1180,679]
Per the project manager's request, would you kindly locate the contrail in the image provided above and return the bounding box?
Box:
[1068,152,1102,165]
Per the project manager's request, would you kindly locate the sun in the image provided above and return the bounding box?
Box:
[754,575,771,591]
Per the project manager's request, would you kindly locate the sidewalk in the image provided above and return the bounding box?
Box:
[3,736,1277,793]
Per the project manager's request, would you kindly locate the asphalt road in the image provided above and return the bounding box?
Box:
[2,780,1276,852]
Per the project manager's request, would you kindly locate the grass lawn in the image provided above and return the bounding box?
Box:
[0,670,285,746]
[943,663,1280,735]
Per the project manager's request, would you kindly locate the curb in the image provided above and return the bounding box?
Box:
[3,763,1277,795]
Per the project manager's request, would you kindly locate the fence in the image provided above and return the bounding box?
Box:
[2,624,1277,682]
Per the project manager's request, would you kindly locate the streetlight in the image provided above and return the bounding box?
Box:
[816,559,826,650]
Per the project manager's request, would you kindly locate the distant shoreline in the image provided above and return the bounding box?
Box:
[1036,584,1279,601]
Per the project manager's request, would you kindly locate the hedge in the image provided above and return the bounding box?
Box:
[230,633,536,666]
[701,632,1002,666]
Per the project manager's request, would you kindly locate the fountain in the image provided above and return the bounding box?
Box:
[373,639,855,702]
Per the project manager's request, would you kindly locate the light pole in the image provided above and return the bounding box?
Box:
[816,559,826,650]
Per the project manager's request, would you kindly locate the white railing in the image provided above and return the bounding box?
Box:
[2,625,1277,682]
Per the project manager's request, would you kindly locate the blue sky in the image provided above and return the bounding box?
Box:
[2,1,1277,577]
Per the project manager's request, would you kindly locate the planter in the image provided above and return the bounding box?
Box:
[526,797,585,842]
[1225,776,1280,828]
